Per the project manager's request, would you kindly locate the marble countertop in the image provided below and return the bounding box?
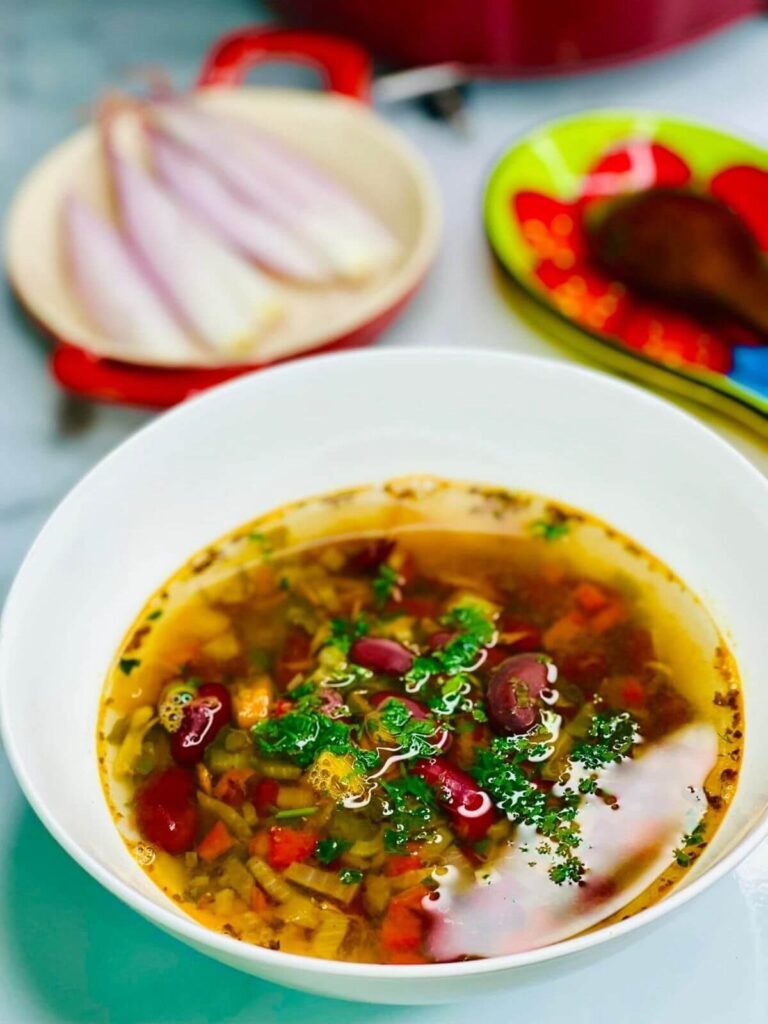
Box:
[2,3,768,1020]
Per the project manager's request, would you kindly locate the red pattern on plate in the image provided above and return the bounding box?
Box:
[514,140,768,376]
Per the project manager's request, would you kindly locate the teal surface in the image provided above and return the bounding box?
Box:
[3,1,768,1020]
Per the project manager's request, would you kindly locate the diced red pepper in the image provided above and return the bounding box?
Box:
[251,778,280,816]
[573,582,609,613]
[397,596,441,619]
[385,853,423,877]
[380,886,428,953]
[620,676,646,709]
[267,826,318,870]
[497,615,542,653]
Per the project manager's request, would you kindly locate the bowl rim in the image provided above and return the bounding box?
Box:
[3,347,768,981]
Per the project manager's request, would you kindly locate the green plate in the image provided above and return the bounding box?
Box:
[484,110,768,432]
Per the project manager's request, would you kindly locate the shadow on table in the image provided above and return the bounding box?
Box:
[1,805,409,1024]
[3,795,766,1023]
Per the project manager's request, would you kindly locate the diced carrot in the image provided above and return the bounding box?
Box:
[267,826,318,870]
[213,769,254,807]
[590,602,626,634]
[541,561,566,585]
[197,820,234,862]
[387,951,429,964]
[248,831,270,859]
[391,884,429,910]
[385,853,423,877]
[249,884,271,914]
[620,676,646,708]
[381,903,424,953]
[252,778,280,816]
[573,582,609,613]
[543,611,585,650]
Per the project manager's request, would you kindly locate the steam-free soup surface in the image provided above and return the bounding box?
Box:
[99,480,742,964]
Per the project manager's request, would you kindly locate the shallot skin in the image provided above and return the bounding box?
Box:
[106,123,283,357]
[62,193,194,360]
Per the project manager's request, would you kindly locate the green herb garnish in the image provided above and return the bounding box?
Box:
[674,820,706,868]
[315,838,351,865]
[571,711,639,770]
[405,600,496,692]
[382,774,439,852]
[376,699,447,758]
[119,657,141,676]
[146,610,163,621]
[274,806,318,820]
[372,563,400,607]
[252,709,377,774]
[327,616,369,654]
[339,868,364,885]
[249,530,273,559]
[529,518,569,541]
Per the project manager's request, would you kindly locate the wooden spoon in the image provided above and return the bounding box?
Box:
[586,188,768,336]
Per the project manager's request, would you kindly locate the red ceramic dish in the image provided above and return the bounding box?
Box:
[5,29,440,408]
[274,0,765,75]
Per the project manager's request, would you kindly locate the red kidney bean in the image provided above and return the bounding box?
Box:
[369,691,451,750]
[350,637,414,675]
[135,766,198,854]
[427,630,455,651]
[412,758,497,842]
[171,682,232,764]
[486,653,552,734]
[348,539,395,572]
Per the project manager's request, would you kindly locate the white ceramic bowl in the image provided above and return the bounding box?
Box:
[2,349,768,1004]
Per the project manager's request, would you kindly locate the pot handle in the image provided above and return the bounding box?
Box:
[197,26,371,100]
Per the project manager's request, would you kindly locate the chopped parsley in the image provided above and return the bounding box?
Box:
[146,610,163,621]
[252,709,377,773]
[249,530,273,559]
[339,868,364,885]
[472,712,640,885]
[674,820,706,867]
[372,563,400,607]
[529,518,569,542]
[472,735,582,884]
[315,838,351,865]
[119,657,141,676]
[571,711,640,770]
[327,616,369,654]
[381,774,439,852]
[375,699,446,758]
[406,600,496,692]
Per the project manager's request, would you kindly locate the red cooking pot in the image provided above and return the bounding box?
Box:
[274,0,766,74]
